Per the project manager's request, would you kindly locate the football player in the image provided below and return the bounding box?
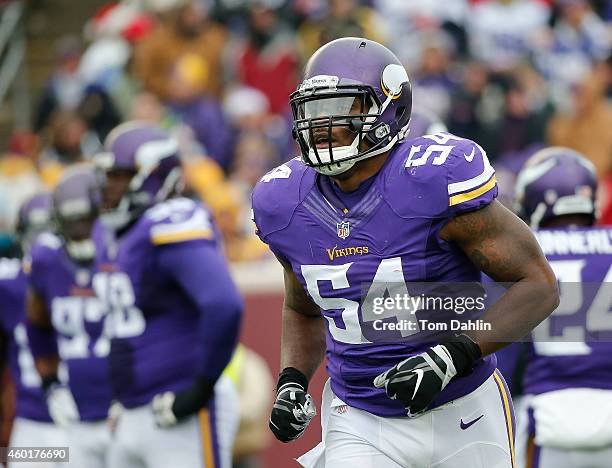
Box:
[26,165,112,468]
[512,147,612,468]
[0,193,67,468]
[94,122,242,468]
[252,38,559,467]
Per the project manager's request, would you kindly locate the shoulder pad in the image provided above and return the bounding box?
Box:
[29,233,62,273]
[441,136,497,214]
[35,232,62,250]
[145,197,215,245]
[0,258,22,280]
[252,158,315,239]
[384,133,497,218]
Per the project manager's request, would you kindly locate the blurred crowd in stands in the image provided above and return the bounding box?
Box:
[0,0,611,262]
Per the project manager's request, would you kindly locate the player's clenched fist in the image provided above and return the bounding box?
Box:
[151,377,215,428]
[269,367,317,443]
[374,335,481,417]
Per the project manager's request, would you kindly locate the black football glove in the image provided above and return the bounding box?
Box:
[152,377,215,428]
[374,335,481,417]
[269,367,317,443]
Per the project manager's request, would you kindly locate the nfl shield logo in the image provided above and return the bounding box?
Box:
[337,221,350,239]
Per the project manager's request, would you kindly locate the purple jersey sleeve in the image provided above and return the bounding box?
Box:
[252,158,313,261]
[252,159,304,232]
[146,197,217,246]
[155,237,243,383]
[25,235,59,358]
[146,198,243,383]
[27,243,48,297]
[26,322,58,359]
[443,138,497,217]
[27,233,63,293]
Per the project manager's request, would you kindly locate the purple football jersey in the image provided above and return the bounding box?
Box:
[94,197,224,408]
[522,226,612,395]
[252,133,499,417]
[28,234,111,421]
[0,258,51,422]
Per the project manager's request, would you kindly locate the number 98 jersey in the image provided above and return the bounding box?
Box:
[93,197,221,408]
[524,227,612,395]
[252,133,499,417]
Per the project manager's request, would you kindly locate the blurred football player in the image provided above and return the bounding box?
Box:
[512,147,612,468]
[252,38,559,467]
[26,165,112,468]
[0,193,67,468]
[94,122,242,468]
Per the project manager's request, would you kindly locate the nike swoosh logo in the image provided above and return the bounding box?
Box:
[464,147,476,162]
[411,369,424,399]
[460,414,484,430]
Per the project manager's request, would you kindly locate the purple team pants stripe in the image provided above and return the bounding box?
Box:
[208,395,222,468]
[198,395,221,468]
[526,436,541,468]
[493,370,516,468]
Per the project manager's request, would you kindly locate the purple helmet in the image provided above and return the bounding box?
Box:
[515,147,597,228]
[53,164,102,263]
[407,108,447,139]
[16,192,53,253]
[95,121,182,230]
[290,37,412,176]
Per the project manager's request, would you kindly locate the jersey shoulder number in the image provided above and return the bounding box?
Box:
[33,232,62,251]
[252,157,313,239]
[398,133,497,216]
[0,257,22,280]
[28,232,62,274]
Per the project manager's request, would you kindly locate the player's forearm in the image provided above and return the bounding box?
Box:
[280,306,326,380]
[26,321,58,361]
[467,277,559,356]
[34,355,59,383]
[441,201,560,356]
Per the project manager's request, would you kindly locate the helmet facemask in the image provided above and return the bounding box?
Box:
[54,196,98,264]
[95,138,183,231]
[291,79,407,176]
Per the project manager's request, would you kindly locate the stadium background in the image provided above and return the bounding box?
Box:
[0,0,609,466]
